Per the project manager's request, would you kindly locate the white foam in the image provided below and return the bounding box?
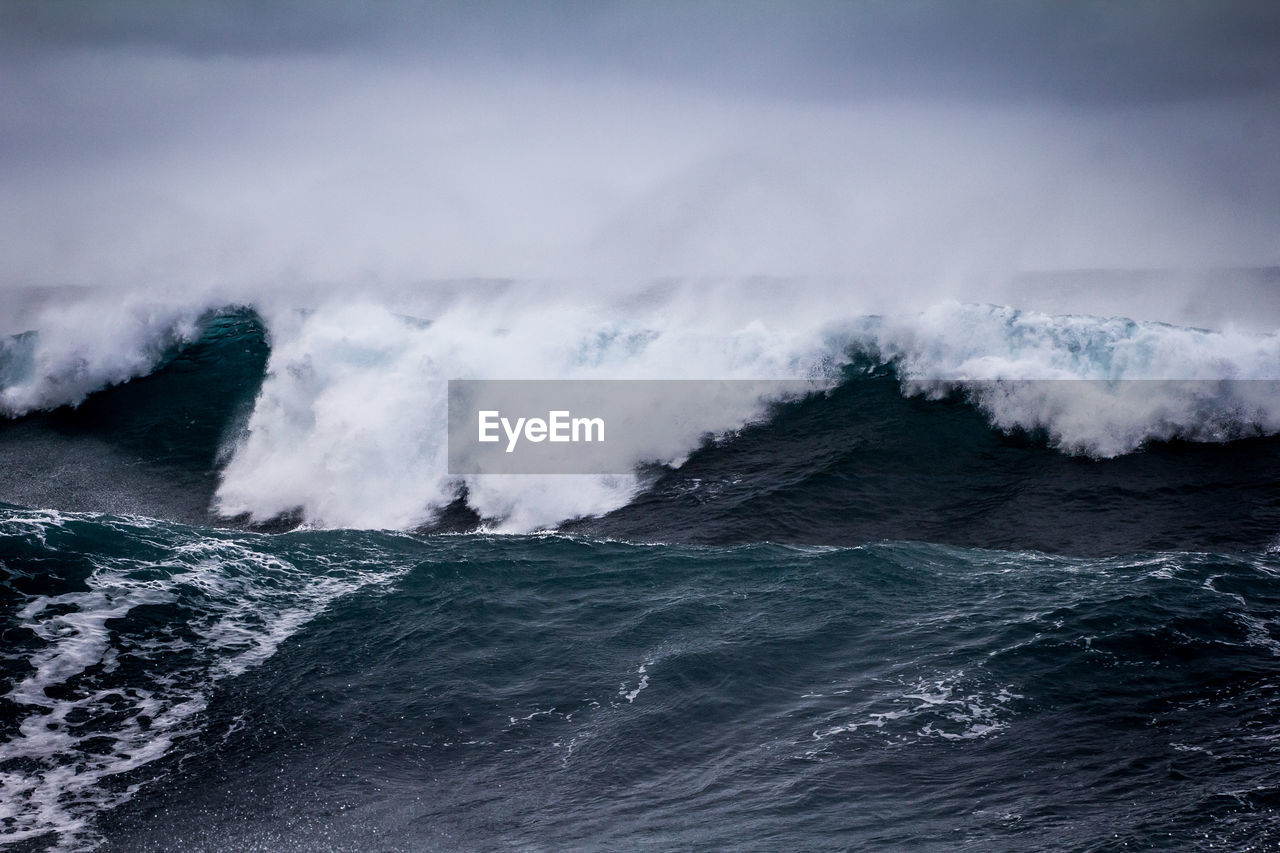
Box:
[216,297,1280,530]
[0,297,207,416]
[845,302,1280,457]
[812,673,1022,744]
[4,287,1278,531]
[0,510,411,850]
[212,297,836,532]
[619,662,651,704]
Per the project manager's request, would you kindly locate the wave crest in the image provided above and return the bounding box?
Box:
[844,303,1280,456]
[0,300,206,417]
[4,293,1278,532]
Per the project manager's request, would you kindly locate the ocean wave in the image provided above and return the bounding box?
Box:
[1,293,1277,534]
[213,298,1280,532]
[0,300,211,418]
[842,302,1280,457]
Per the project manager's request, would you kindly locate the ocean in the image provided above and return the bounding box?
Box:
[2,297,1280,850]
[4,3,1280,848]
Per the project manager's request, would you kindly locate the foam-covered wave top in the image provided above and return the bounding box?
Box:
[0,300,208,418]
[843,302,1280,456]
[2,289,1278,532]
[212,299,837,531]
[212,298,1279,530]
[855,302,1280,381]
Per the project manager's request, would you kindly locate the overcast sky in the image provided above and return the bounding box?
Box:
[7,1,1280,103]
[2,1,1278,294]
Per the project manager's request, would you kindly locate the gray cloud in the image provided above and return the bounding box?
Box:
[5,1,1280,104]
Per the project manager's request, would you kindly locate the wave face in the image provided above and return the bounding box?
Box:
[2,512,1280,850]
[575,367,1280,555]
[212,298,1278,536]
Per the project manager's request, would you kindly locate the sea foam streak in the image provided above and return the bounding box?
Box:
[0,510,410,850]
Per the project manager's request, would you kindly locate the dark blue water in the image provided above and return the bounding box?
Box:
[2,311,1280,850]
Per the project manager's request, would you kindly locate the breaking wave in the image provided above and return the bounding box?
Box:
[1,288,1278,534]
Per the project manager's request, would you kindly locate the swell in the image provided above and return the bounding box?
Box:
[48,529,1280,851]
[6,514,1279,849]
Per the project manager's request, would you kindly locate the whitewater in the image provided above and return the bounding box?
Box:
[3,284,1278,532]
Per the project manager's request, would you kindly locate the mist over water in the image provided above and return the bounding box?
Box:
[4,2,1280,295]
